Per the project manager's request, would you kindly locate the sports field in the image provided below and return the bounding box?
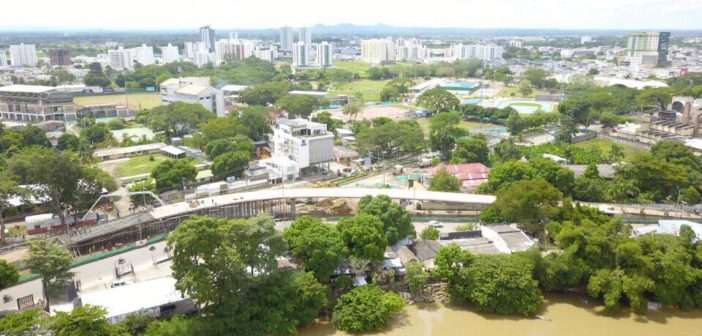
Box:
[330,80,389,102]
[74,93,161,111]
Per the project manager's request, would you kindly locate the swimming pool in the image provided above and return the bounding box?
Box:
[441,82,480,91]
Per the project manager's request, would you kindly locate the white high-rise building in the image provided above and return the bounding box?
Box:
[161,44,180,64]
[317,42,333,68]
[184,42,214,67]
[134,44,155,66]
[0,51,8,66]
[395,39,426,62]
[215,35,255,65]
[292,42,308,67]
[108,47,135,70]
[254,48,276,63]
[298,27,312,46]
[200,25,216,52]
[280,26,294,51]
[9,44,38,67]
[298,27,312,64]
[361,39,395,64]
[626,32,670,67]
[452,44,504,62]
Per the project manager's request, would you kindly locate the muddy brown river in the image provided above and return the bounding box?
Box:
[301,294,702,336]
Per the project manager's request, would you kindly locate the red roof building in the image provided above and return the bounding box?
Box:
[426,163,490,191]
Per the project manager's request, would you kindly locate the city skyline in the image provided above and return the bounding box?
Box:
[1,0,702,31]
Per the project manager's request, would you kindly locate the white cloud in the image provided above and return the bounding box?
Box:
[0,0,700,30]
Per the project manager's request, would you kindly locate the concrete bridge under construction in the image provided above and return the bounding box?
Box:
[63,187,701,254]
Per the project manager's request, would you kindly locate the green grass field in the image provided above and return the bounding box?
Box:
[330,80,389,102]
[417,118,495,137]
[113,154,169,178]
[334,61,373,78]
[74,93,161,111]
[573,138,645,161]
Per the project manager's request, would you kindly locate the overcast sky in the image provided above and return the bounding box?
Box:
[2,0,701,30]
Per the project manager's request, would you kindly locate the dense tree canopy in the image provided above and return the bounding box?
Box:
[417,88,460,113]
[276,94,320,118]
[358,195,414,245]
[332,285,404,333]
[356,119,425,160]
[211,151,251,179]
[151,160,197,191]
[487,179,563,234]
[140,102,215,138]
[337,213,388,262]
[50,305,125,336]
[451,254,544,316]
[429,111,465,160]
[26,240,73,311]
[451,135,489,165]
[429,168,461,192]
[284,216,347,281]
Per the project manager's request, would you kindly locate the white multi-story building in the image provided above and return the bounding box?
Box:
[395,39,426,62]
[160,44,180,64]
[9,44,38,67]
[0,85,76,122]
[298,27,312,55]
[200,25,216,52]
[292,42,308,67]
[626,32,670,67]
[269,118,334,178]
[452,44,504,62]
[134,44,155,66]
[108,47,135,70]
[215,36,255,65]
[184,42,214,67]
[254,48,276,63]
[508,39,524,48]
[361,39,395,64]
[0,51,8,67]
[160,77,225,116]
[280,26,295,51]
[316,42,333,68]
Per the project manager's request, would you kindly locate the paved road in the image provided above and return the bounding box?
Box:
[0,241,172,313]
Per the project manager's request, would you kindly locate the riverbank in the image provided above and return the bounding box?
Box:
[301,294,702,336]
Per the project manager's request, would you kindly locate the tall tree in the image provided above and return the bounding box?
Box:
[276,94,320,118]
[359,195,415,245]
[490,178,563,235]
[284,216,347,281]
[417,88,460,113]
[332,285,404,333]
[429,168,461,192]
[168,215,286,308]
[9,148,83,227]
[337,213,387,262]
[211,151,251,179]
[451,135,489,165]
[429,111,465,160]
[151,160,197,192]
[142,102,215,138]
[26,240,73,311]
